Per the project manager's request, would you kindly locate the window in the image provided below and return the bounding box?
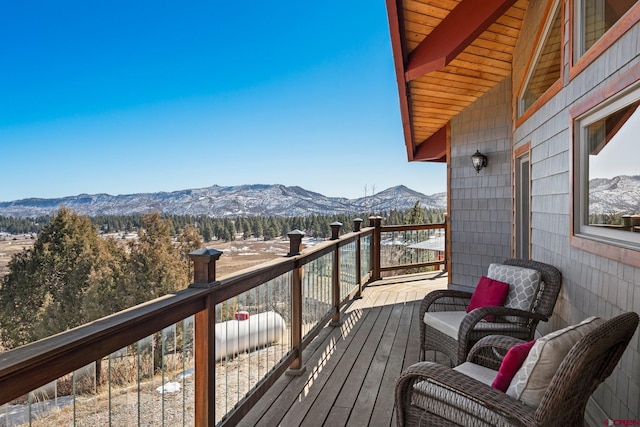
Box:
[575,0,637,59]
[573,84,640,248]
[519,3,562,115]
[515,153,530,258]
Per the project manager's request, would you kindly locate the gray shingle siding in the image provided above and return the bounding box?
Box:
[509,2,640,421]
[446,2,640,420]
[449,77,513,288]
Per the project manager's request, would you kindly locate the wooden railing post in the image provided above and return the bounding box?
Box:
[330,222,342,325]
[354,218,363,299]
[286,230,306,376]
[287,229,304,256]
[188,248,222,427]
[193,295,216,427]
[189,248,223,287]
[369,216,382,281]
[330,221,342,240]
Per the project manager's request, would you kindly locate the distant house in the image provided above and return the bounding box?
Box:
[386,0,640,423]
[407,234,445,261]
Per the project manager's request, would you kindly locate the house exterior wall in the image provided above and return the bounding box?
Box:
[509,0,640,422]
[449,77,513,289]
[447,0,639,421]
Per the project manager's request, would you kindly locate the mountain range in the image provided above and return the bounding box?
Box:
[0,184,447,218]
[588,175,640,215]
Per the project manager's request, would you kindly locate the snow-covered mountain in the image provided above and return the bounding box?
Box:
[0,184,446,218]
[589,175,640,215]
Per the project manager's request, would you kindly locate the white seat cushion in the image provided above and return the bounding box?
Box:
[423,311,467,339]
[424,311,529,341]
[454,362,498,386]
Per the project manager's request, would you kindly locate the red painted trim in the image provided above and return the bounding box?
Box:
[405,0,518,81]
[569,62,640,118]
[515,79,563,128]
[385,0,415,161]
[413,125,448,162]
[570,235,640,268]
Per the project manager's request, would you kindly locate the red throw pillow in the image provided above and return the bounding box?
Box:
[466,276,510,321]
[491,340,536,392]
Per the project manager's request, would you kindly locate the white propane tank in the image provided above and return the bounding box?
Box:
[215,311,286,361]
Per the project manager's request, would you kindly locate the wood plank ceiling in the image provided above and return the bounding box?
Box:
[386,0,529,162]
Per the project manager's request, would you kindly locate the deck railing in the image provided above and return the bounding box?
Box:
[379,223,447,276]
[0,218,446,426]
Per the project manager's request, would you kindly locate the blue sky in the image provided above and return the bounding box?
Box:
[0,1,446,202]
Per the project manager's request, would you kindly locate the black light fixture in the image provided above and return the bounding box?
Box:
[471,150,488,173]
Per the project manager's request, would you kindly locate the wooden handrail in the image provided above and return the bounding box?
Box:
[0,226,374,409]
[381,222,446,232]
[0,287,208,404]
[0,221,445,426]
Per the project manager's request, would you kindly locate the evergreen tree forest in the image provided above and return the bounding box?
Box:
[0,208,201,349]
[1,205,445,241]
[0,203,444,349]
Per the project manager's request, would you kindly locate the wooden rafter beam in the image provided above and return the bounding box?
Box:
[413,124,448,162]
[405,0,518,81]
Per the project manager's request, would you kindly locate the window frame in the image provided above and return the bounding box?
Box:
[570,63,640,264]
[569,0,640,80]
[516,0,564,125]
[513,143,531,259]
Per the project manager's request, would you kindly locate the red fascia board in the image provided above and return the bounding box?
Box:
[413,125,447,162]
[386,0,415,160]
[405,0,517,81]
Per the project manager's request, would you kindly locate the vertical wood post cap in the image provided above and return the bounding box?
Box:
[330,222,342,240]
[353,218,363,231]
[188,248,223,285]
[287,229,305,256]
[188,247,223,261]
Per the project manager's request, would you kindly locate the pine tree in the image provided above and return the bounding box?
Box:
[0,207,103,347]
[125,212,189,304]
[202,223,213,242]
[405,201,425,224]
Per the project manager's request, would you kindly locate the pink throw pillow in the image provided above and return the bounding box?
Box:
[466,276,510,321]
[491,340,536,392]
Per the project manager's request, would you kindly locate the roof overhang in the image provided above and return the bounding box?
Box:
[386,0,528,162]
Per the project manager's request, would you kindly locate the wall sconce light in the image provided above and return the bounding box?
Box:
[471,150,488,173]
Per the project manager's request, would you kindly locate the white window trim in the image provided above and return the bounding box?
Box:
[573,81,640,249]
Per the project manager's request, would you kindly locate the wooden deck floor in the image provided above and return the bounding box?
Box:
[239,271,449,427]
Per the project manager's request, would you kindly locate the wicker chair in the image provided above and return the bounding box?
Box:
[397,312,639,426]
[420,258,562,365]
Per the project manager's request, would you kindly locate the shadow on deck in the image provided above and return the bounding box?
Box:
[239,271,448,427]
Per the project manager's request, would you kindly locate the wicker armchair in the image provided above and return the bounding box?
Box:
[420,258,562,365]
[397,312,639,427]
